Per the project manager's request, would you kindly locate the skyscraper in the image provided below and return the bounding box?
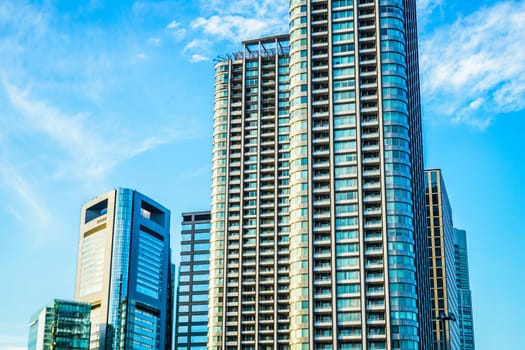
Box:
[424,169,459,350]
[209,0,432,349]
[453,228,475,350]
[28,299,91,350]
[74,188,173,350]
[175,211,211,350]
[210,35,292,350]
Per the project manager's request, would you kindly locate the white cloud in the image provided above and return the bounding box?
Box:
[190,54,210,63]
[167,20,179,29]
[191,0,288,42]
[420,0,525,128]
[184,39,210,51]
[166,20,186,41]
[183,39,212,63]
[417,0,444,22]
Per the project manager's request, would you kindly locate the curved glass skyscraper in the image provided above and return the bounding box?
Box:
[209,1,432,349]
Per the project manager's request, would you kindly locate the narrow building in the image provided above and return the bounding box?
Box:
[425,169,460,350]
[175,211,211,350]
[453,228,475,350]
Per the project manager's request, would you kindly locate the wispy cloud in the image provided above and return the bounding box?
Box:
[3,80,180,181]
[183,39,212,63]
[0,1,49,34]
[147,37,161,46]
[166,20,186,41]
[191,0,288,42]
[0,157,54,242]
[417,0,444,22]
[420,0,525,128]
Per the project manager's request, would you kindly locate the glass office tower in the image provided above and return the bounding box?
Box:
[424,170,459,350]
[175,211,211,350]
[28,299,91,350]
[74,188,173,350]
[210,1,432,349]
[453,229,475,350]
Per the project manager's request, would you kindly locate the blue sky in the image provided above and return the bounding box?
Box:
[0,0,523,348]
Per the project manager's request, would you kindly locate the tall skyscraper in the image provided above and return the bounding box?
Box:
[28,299,91,350]
[210,35,292,350]
[453,228,475,350]
[424,169,459,350]
[175,211,211,350]
[74,188,173,350]
[209,0,432,349]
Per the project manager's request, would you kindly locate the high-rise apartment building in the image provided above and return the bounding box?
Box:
[210,35,292,350]
[74,188,173,350]
[28,299,91,350]
[424,169,459,350]
[453,228,475,350]
[209,0,432,349]
[175,211,211,350]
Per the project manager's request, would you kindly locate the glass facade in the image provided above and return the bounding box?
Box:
[210,1,432,348]
[175,211,211,350]
[75,188,173,350]
[28,299,91,350]
[453,228,475,350]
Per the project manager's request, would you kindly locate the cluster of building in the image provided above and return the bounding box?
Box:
[28,0,476,349]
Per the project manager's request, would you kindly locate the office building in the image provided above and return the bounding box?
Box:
[74,188,173,350]
[424,169,459,350]
[209,0,433,348]
[28,299,91,350]
[175,211,211,350]
[453,229,475,350]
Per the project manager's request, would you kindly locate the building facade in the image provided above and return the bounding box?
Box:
[175,211,211,350]
[210,35,292,350]
[209,0,432,349]
[28,299,91,350]
[424,169,459,350]
[453,229,475,350]
[74,188,173,350]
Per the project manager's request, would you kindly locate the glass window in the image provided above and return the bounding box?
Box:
[195,223,211,230]
[193,264,209,272]
[192,314,208,323]
[191,324,208,333]
[194,253,210,262]
[193,242,210,252]
[192,293,208,302]
[194,232,210,241]
[193,274,209,282]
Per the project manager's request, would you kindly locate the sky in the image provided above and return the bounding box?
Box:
[0,0,523,349]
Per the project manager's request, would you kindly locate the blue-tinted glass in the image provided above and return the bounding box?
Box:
[194,232,210,241]
[192,294,208,302]
[193,253,210,262]
[194,223,211,230]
